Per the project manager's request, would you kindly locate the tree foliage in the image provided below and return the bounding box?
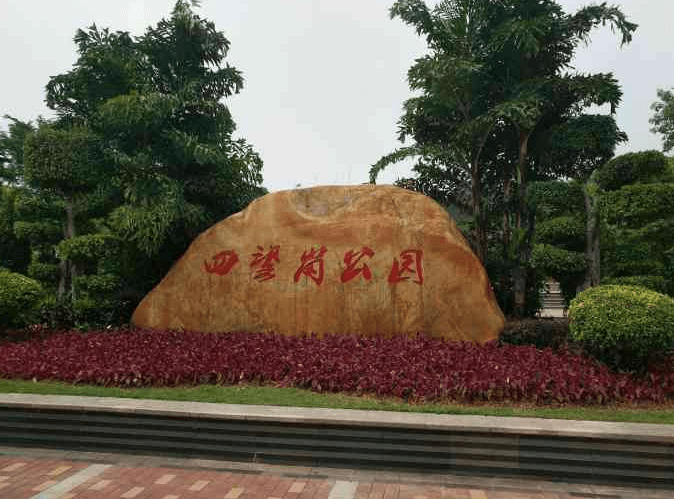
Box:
[596,150,671,191]
[0,186,31,273]
[0,269,43,330]
[529,180,586,304]
[375,0,635,316]
[0,116,36,185]
[371,0,502,261]
[23,126,105,194]
[41,0,264,314]
[650,87,674,153]
[1,0,266,327]
[598,151,674,295]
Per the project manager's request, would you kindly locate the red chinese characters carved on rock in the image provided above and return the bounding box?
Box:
[294,245,328,285]
[388,249,424,285]
[204,250,239,276]
[204,246,425,286]
[250,245,280,281]
[340,246,375,283]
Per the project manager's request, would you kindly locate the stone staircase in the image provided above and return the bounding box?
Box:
[539,279,566,317]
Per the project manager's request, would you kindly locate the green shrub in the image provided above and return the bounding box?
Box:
[602,242,665,277]
[0,270,43,329]
[529,180,584,219]
[613,258,664,277]
[601,183,674,225]
[535,215,585,250]
[531,244,585,275]
[14,190,65,221]
[56,234,120,263]
[0,186,31,273]
[596,151,669,191]
[38,293,118,330]
[569,285,674,371]
[38,295,76,330]
[27,261,59,283]
[601,275,668,295]
[71,295,104,329]
[13,220,63,244]
[23,126,105,190]
[73,274,120,295]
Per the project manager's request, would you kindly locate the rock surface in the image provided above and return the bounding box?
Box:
[131,185,505,342]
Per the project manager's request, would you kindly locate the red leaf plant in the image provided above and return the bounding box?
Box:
[0,329,672,405]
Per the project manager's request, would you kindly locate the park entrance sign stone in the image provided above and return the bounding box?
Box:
[131,185,505,342]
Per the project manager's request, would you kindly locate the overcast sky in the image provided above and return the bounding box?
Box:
[1,0,672,192]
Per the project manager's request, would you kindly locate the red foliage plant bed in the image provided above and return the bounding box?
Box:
[0,328,673,406]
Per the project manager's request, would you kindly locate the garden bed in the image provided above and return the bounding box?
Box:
[1,324,673,406]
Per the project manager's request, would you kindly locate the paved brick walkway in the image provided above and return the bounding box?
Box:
[0,452,669,499]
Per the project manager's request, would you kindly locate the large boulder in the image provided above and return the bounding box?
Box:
[131,185,504,341]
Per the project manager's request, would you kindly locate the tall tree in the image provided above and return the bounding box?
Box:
[370,0,509,261]
[481,0,635,315]
[44,0,266,300]
[529,179,587,306]
[598,151,674,295]
[23,124,109,299]
[536,114,627,289]
[375,0,636,316]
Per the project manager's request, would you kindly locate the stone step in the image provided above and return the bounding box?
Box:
[543,281,561,293]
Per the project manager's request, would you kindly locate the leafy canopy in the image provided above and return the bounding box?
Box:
[650,88,674,153]
[44,0,265,258]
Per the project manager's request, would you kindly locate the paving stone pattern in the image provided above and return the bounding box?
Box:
[0,454,670,499]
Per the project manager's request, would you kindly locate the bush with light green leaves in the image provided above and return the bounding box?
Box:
[0,269,43,330]
[569,285,674,371]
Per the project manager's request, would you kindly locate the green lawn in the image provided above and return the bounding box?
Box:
[1,378,673,424]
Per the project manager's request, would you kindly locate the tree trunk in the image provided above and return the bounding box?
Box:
[582,175,601,290]
[502,175,512,258]
[57,260,67,299]
[471,159,487,262]
[65,196,77,302]
[513,130,532,317]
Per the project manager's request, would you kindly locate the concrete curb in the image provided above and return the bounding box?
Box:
[0,394,672,489]
[1,393,673,441]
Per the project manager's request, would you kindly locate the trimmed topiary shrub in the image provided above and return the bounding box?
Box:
[528,180,584,219]
[601,183,674,226]
[26,261,59,284]
[0,269,43,330]
[531,244,586,275]
[37,295,76,330]
[569,285,674,372]
[535,215,585,249]
[596,150,670,191]
[56,234,120,263]
[601,275,668,295]
[530,244,585,306]
[602,242,665,277]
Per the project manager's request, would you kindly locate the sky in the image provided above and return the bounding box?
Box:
[1,0,672,193]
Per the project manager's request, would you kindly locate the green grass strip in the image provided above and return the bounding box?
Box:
[1,379,673,424]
